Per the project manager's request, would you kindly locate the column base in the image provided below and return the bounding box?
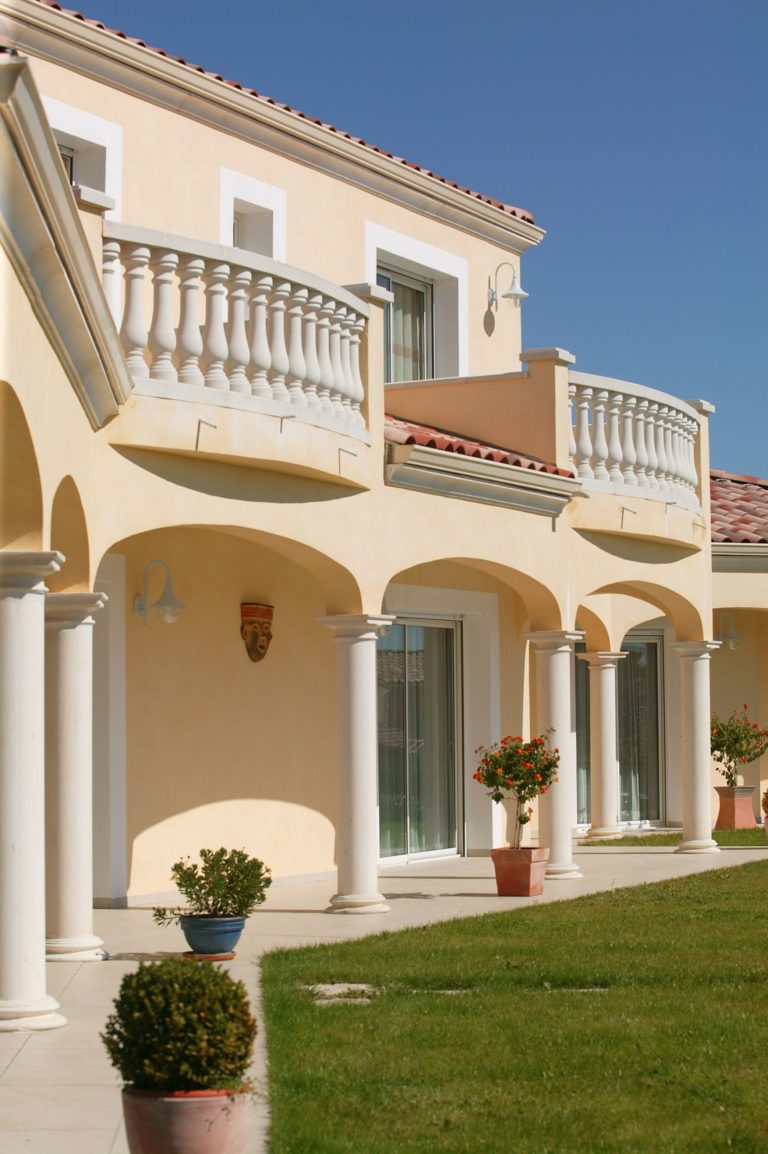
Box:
[544,861,583,879]
[46,935,106,962]
[325,892,390,914]
[586,826,622,839]
[0,994,67,1032]
[674,839,720,854]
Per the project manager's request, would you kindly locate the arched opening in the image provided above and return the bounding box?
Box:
[0,382,43,550]
[48,477,89,591]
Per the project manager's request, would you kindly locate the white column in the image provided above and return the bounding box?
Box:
[45,593,108,960]
[318,614,394,913]
[0,552,67,1031]
[527,631,583,878]
[578,652,626,838]
[674,642,720,853]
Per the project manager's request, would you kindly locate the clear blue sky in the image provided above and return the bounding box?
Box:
[70,0,767,475]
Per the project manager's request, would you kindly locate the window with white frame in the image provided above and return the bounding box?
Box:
[42,97,123,219]
[376,267,433,383]
[220,169,287,260]
[365,223,468,383]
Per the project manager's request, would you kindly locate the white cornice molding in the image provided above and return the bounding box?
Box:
[0,55,132,427]
[712,543,768,573]
[3,1,545,254]
[385,443,579,516]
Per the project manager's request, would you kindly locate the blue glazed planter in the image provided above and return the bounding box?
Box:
[179,915,246,956]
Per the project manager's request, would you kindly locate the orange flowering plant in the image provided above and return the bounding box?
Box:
[474,732,559,849]
[710,705,768,788]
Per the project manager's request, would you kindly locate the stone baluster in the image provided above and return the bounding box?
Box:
[634,398,649,489]
[316,297,336,417]
[201,262,230,391]
[302,293,323,412]
[606,392,624,483]
[340,310,357,423]
[286,286,309,408]
[267,281,291,403]
[685,417,699,494]
[573,386,594,480]
[148,250,179,383]
[119,245,150,380]
[620,395,638,485]
[248,275,273,399]
[655,405,670,493]
[567,381,577,470]
[590,390,610,481]
[226,268,252,395]
[349,313,366,428]
[177,256,205,387]
[329,303,347,419]
[645,402,659,489]
[101,239,122,326]
[669,412,685,497]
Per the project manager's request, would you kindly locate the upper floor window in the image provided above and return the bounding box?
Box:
[220,169,287,261]
[377,267,433,383]
[58,144,75,185]
[42,96,123,220]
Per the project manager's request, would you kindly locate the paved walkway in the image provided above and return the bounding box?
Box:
[1,844,766,1153]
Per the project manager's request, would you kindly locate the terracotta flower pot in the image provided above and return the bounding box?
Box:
[122,1087,251,1154]
[490,846,549,896]
[714,786,757,830]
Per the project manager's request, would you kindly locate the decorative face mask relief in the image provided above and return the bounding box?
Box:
[240,603,274,663]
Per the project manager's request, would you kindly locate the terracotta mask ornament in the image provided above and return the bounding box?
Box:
[240,603,274,663]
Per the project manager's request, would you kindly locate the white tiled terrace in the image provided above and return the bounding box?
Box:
[1,845,766,1153]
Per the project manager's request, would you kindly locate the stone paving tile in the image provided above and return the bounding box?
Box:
[0,1083,122,1130]
[3,1129,120,1153]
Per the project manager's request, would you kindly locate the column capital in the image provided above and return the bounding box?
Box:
[0,551,65,594]
[45,592,108,629]
[672,641,720,660]
[577,650,628,667]
[525,629,583,651]
[318,613,394,639]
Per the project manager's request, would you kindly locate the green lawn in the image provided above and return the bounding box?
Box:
[585,828,767,847]
[261,861,768,1154]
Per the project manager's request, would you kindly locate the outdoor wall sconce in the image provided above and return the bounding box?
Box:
[133,560,184,625]
[715,611,740,651]
[488,261,529,309]
[240,603,274,662]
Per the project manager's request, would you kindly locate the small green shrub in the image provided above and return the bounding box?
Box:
[153,847,271,926]
[102,958,256,1091]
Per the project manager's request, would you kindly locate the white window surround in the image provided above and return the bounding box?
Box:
[219,168,287,261]
[365,223,468,378]
[382,584,502,853]
[42,96,123,221]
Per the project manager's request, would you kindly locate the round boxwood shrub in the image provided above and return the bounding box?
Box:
[102,958,257,1091]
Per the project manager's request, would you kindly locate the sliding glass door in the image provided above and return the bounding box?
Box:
[377,621,460,858]
[576,635,663,825]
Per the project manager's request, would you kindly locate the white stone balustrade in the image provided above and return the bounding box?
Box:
[568,371,702,508]
[103,223,370,434]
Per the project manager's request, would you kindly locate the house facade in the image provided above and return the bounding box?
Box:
[0,0,765,1031]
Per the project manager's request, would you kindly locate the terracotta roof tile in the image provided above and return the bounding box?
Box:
[384,415,573,478]
[710,470,768,543]
[27,0,535,225]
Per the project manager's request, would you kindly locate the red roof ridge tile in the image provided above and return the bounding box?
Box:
[384,414,573,478]
[711,468,768,488]
[25,0,536,226]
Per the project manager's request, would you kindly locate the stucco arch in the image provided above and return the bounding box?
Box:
[589,580,704,642]
[106,523,363,616]
[48,476,90,591]
[380,556,563,630]
[0,382,43,549]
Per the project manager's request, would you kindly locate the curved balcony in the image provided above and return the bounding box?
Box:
[102,223,370,437]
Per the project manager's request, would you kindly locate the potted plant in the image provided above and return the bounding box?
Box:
[102,957,256,1154]
[474,732,559,896]
[710,706,768,829]
[153,847,271,958]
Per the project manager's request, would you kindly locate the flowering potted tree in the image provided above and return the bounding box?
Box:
[711,706,768,829]
[762,788,768,836]
[474,732,559,896]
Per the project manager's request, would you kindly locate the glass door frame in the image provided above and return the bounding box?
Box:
[377,614,464,863]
